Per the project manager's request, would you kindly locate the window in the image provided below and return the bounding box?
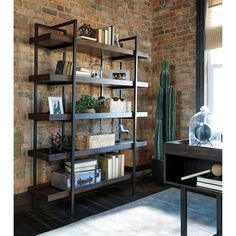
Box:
[204,1,223,126]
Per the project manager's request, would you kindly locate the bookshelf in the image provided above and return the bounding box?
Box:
[28,19,149,217]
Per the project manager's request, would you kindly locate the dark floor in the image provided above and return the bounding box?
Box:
[14,176,168,236]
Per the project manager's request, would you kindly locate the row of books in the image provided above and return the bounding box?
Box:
[99,153,125,180]
[55,60,72,76]
[97,26,116,45]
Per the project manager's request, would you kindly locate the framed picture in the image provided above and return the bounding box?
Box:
[48,97,64,115]
[108,69,130,80]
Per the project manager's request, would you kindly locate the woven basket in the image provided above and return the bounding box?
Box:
[75,133,115,150]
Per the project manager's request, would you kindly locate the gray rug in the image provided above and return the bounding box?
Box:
[38,188,216,236]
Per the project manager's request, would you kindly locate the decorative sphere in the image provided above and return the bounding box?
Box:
[211,164,222,177]
[194,123,211,142]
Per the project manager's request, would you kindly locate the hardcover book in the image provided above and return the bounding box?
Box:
[197,173,222,186]
[197,181,222,192]
[65,164,97,173]
[65,158,97,169]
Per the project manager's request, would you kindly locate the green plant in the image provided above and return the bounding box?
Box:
[76,95,101,113]
[154,59,176,160]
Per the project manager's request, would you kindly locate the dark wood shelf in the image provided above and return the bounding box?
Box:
[28,74,149,88]
[29,32,149,60]
[28,140,148,161]
[28,169,152,202]
[165,139,222,162]
[28,112,148,121]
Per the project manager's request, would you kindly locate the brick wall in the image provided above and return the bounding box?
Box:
[14,0,153,194]
[152,0,196,139]
[14,0,196,194]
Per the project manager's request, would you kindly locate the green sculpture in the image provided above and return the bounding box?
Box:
[154,59,176,160]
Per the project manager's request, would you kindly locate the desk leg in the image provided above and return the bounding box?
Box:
[181,187,187,236]
[216,195,222,235]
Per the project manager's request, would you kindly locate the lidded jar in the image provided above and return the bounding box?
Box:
[189,106,222,147]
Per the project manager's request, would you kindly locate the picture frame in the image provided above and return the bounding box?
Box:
[48,97,64,115]
[108,69,130,80]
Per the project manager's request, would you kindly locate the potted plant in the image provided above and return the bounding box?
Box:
[153,59,176,183]
[76,95,101,113]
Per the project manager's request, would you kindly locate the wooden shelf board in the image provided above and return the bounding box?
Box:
[29,33,149,59]
[28,140,148,161]
[28,74,149,88]
[28,112,148,121]
[165,139,222,162]
[29,33,72,49]
[28,169,152,202]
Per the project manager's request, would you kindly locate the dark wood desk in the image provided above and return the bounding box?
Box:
[164,139,222,236]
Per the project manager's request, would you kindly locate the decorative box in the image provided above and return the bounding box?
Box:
[97,98,131,113]
[75,133,115,150]
[51,169,101,190]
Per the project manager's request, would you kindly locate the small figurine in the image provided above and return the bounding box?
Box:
[119,124,131,141]
[114,28,120,47]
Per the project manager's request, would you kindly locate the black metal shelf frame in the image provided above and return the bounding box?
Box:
[31,19,147,218]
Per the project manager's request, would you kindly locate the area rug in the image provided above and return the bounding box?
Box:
[38,188,216,236]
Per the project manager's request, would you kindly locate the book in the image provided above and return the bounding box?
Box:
[115,153,125,177]
[197,173,222,186]
[76,71,90,76]
[100,156,113,180]
[105,153,117,178]
[197,181,222,191]
[181,169,211,181]
[65,164,97,173]
[97,28,103,43]
[65,158,97,169]
[78,35,97,41]
[55,60,72,75]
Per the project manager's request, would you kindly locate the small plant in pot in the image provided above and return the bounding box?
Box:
[76,95,101,113]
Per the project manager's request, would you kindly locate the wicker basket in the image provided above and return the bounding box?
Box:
[75,133,115,150]
[97,99,131,113]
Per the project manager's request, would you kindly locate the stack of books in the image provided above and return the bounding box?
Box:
[197,173,222,192]
[99,153,125,180]
[65,158,97,173]
[51,158,101,190]
[76,67,91,77]
[97,26,116,45]
[55,60,72,76]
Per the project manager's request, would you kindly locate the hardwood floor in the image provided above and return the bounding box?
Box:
[14,176,168,236]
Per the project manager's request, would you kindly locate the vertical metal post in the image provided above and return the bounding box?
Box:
[118,61,122,141]
[32,23,39,208]
[100,50,104,97]
[216,195,222,235]
[70,19,77,219]
[62,49,66,136]
[181,187,187,236]
[132,36,138,195]
[196,0,207,111]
